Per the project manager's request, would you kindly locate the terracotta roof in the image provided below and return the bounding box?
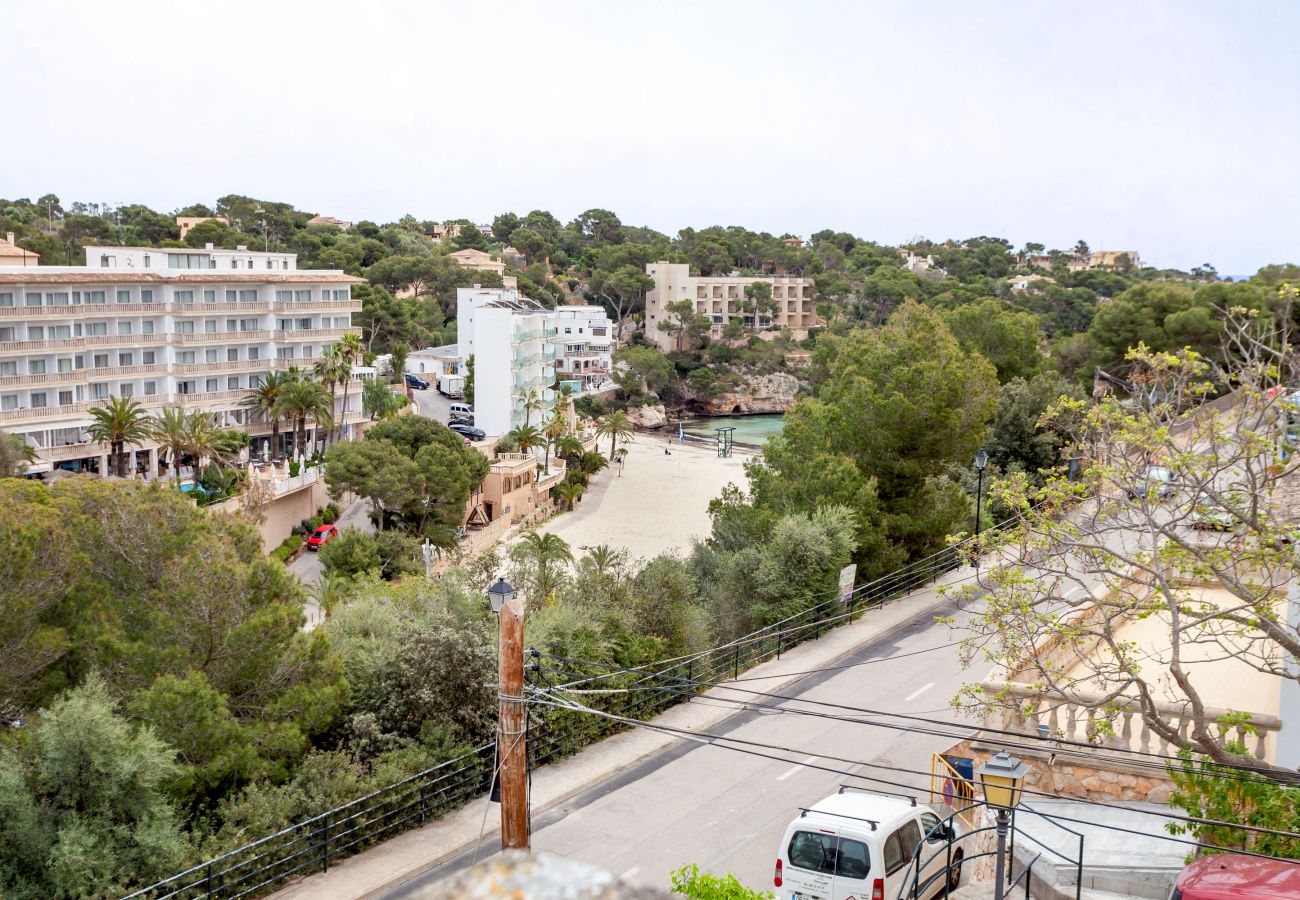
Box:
[0,271,364,285]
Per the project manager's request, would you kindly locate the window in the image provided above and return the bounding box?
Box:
[144,381,157,396]
[86,291,105,305]
[28,326,44,340]
[248,347,260,360]
[206,378,218,392]
[117,290,131,303]
[0,361,14,376]
[178,351,196,364]
[31,391,48,407]
[177,381,194,395]
[118,352,134,366]
[297,318,312,330]
[93,354,108,368]
[204,320,217,333]
[227,348,240,362]
[118,322,132,335]
[204,290,216,303]
[90,384,109,400]
[1,395,16,411]
[50,292,70,306]
[120,383,134,397]
[205,349,218,363]
[28,360,46,375]
[334,289,349,301]
[239,289,257,301]
[883,821,921,876]
[168,253,209,269]
[143,254,150,268]
[175,321,195,334]
[141,289,154,303]
[142,351,156,365]
[58,390,73,406]
[295,290,311,301]
[227,376,239,390]
[786,832,870,880]
[0,327,13,341]
[141,320,155,334]
[175,290,194,305]
[25,292,41,307]
[51,325,72,339]
[276,290,293,301]
[0,292,11,307]
[919,812,943,842]
[226,290,238,302]
[276,347,295,359]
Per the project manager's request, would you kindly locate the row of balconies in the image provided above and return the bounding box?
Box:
[0,327,360,354]
[0,299,361,318]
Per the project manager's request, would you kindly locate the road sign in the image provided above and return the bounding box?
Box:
[942,778,956,806]
[838,563,857,603]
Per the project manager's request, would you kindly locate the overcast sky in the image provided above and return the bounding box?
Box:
[5,1,1297,275]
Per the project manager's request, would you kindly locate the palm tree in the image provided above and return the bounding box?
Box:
[337,332,363,438]
[595,409,634,459]
[586,544,621,576]
[0,432,37,477]
[274,379,333,459]
[554,435,583,462]
[554,480,584,511]
[151,407,192,484]
[519,387,544,427]
[542,410,567,473]
[506,424,543,457]
[86,396,151,478]
[362,378,401,420]
[390,342,410,388]
[239,371,289,459]
[518,530,572,600]
[313,346,344,448]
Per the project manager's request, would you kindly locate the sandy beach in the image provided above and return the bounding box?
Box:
[538,432,753,562]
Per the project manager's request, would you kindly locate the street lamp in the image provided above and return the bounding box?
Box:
[979,751,1029,900]
[973,449,990,538]
[486,576,516,614]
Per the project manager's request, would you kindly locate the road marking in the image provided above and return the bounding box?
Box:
[620,867,640,880]
[776,755,819,781]
[1062,584,1081,598]
[904,682,935,702]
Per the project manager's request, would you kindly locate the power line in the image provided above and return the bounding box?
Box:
[536,655,1300,786]
[527,688,1300,850]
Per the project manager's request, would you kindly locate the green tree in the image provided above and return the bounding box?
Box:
[506,424,543,456]
[942,299,1044,382]
[519,387,544,427]
[362,378,403,420]
[319,528,384,577]
[743,281,775,328]
[1167,747,1300,858]
[86,396,151,478]
[239,371,290,459]
[324,439,417,529]
[660,298,709,351]
[273,379,333,458]
[510,531,573,602]
[0,432,37,477]
[389,341,410,385]
[670,864,775,900]
[359,415,489,534]
[984,372,1082,482]
[0,677,190,899]
[595,409,635,459]
[554,480,584,511]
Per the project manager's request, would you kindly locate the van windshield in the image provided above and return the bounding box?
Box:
[788,831,871,880]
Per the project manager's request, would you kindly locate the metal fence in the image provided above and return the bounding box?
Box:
[124,532,986,899]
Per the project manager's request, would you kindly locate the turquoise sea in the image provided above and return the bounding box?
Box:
[676,414,785,446]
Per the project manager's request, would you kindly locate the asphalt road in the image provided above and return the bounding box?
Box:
[378,586,1000,898]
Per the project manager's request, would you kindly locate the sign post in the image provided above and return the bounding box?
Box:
[837,563,857,604]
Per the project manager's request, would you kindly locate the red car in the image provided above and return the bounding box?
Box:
[1173,855,1300,899]
[306,524,338,551]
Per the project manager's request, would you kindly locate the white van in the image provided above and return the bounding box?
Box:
[449,402,473,418]
[774,789,962,900]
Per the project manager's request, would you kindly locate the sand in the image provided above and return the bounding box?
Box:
[539,432,752,562]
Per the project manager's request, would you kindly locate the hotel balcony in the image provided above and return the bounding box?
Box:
[0,400,95,424]
[272,299,362,313]
[275,327,361,343]
[173,330,267,345]
[173,358,273,375]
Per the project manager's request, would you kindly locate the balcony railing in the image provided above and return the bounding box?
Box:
[0,401,94,423]
[272,300,361,313]
[275,327,361,343]
[173,331,266,345]
[174,359,272,375]
[0,369,86,388]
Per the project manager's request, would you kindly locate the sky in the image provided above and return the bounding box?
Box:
[4,1,1298,275]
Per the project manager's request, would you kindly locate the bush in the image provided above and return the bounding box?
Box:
[670,865,775,899]
[322,503,341,524]
[574,394,607,419]
[270,535,301,564]
[288,460,301,477]
[319,530,383,578]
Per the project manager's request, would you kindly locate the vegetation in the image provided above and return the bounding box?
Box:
[670,864,775,899]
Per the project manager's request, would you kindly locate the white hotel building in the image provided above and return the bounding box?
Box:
[551,304,613,390]
[456,286,556,437]
[0,244,364,476]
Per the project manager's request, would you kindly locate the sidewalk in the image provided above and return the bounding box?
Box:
[269,562,978,900]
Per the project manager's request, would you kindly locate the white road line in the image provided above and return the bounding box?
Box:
[903,682,935,702]
[1062,584,1081,598]
[776,755,820,781]
[620,867,640,880]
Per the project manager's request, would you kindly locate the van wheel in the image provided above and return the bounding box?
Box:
[946,850,963,891]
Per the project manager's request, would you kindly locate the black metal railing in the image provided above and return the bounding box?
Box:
[125,521,1013,899]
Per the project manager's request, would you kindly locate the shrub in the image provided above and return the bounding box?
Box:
[670,864,775,899]
[322,503,341,524]
[288,460,301,478]
[270,535,301,564]
[319,530,383,578]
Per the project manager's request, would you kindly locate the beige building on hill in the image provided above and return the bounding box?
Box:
[175,216,229,238]
[306,215,352,230]
[448,247,506,275]
[644,261,821,352]
[0,232,40,267]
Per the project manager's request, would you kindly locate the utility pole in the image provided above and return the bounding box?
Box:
[488,578,530,850]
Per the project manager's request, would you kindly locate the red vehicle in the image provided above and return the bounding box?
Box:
[1173,855,1300,899]
[306,524,338,551]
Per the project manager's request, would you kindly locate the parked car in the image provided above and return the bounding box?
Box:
[449,402,473,418]
[449,423,486,441]
[1172,854,1300,899]
[774,788,962,900]
[404,373,430,390]
[449,414,475,426]
[1189,494,1241,531]
[1128,465,1176,500]
[306,524,338,551]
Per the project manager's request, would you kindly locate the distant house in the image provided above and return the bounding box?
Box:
[427,222,495,244]
[1028,250,1141,272]
[307,215,352,230]
[449,248,506,276]
[1009,273,1054,293]
[0,232,38,266]
[175,215,228,238]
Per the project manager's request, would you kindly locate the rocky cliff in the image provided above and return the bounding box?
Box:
[694,372,801,415]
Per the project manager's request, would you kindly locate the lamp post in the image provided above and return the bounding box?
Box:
[978,751,1029,900]
[486,578,529,850]
[973,449,989,537]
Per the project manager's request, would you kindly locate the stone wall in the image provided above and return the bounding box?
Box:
[945,738,1173,805]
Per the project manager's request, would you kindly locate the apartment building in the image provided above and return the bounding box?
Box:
[643,261,821,353]
[0,244,364,476]
[551,304,612,390]
[0,232,39,267]
[456,286,555,437]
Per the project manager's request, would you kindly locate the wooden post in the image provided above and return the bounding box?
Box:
[498,594,530,850]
